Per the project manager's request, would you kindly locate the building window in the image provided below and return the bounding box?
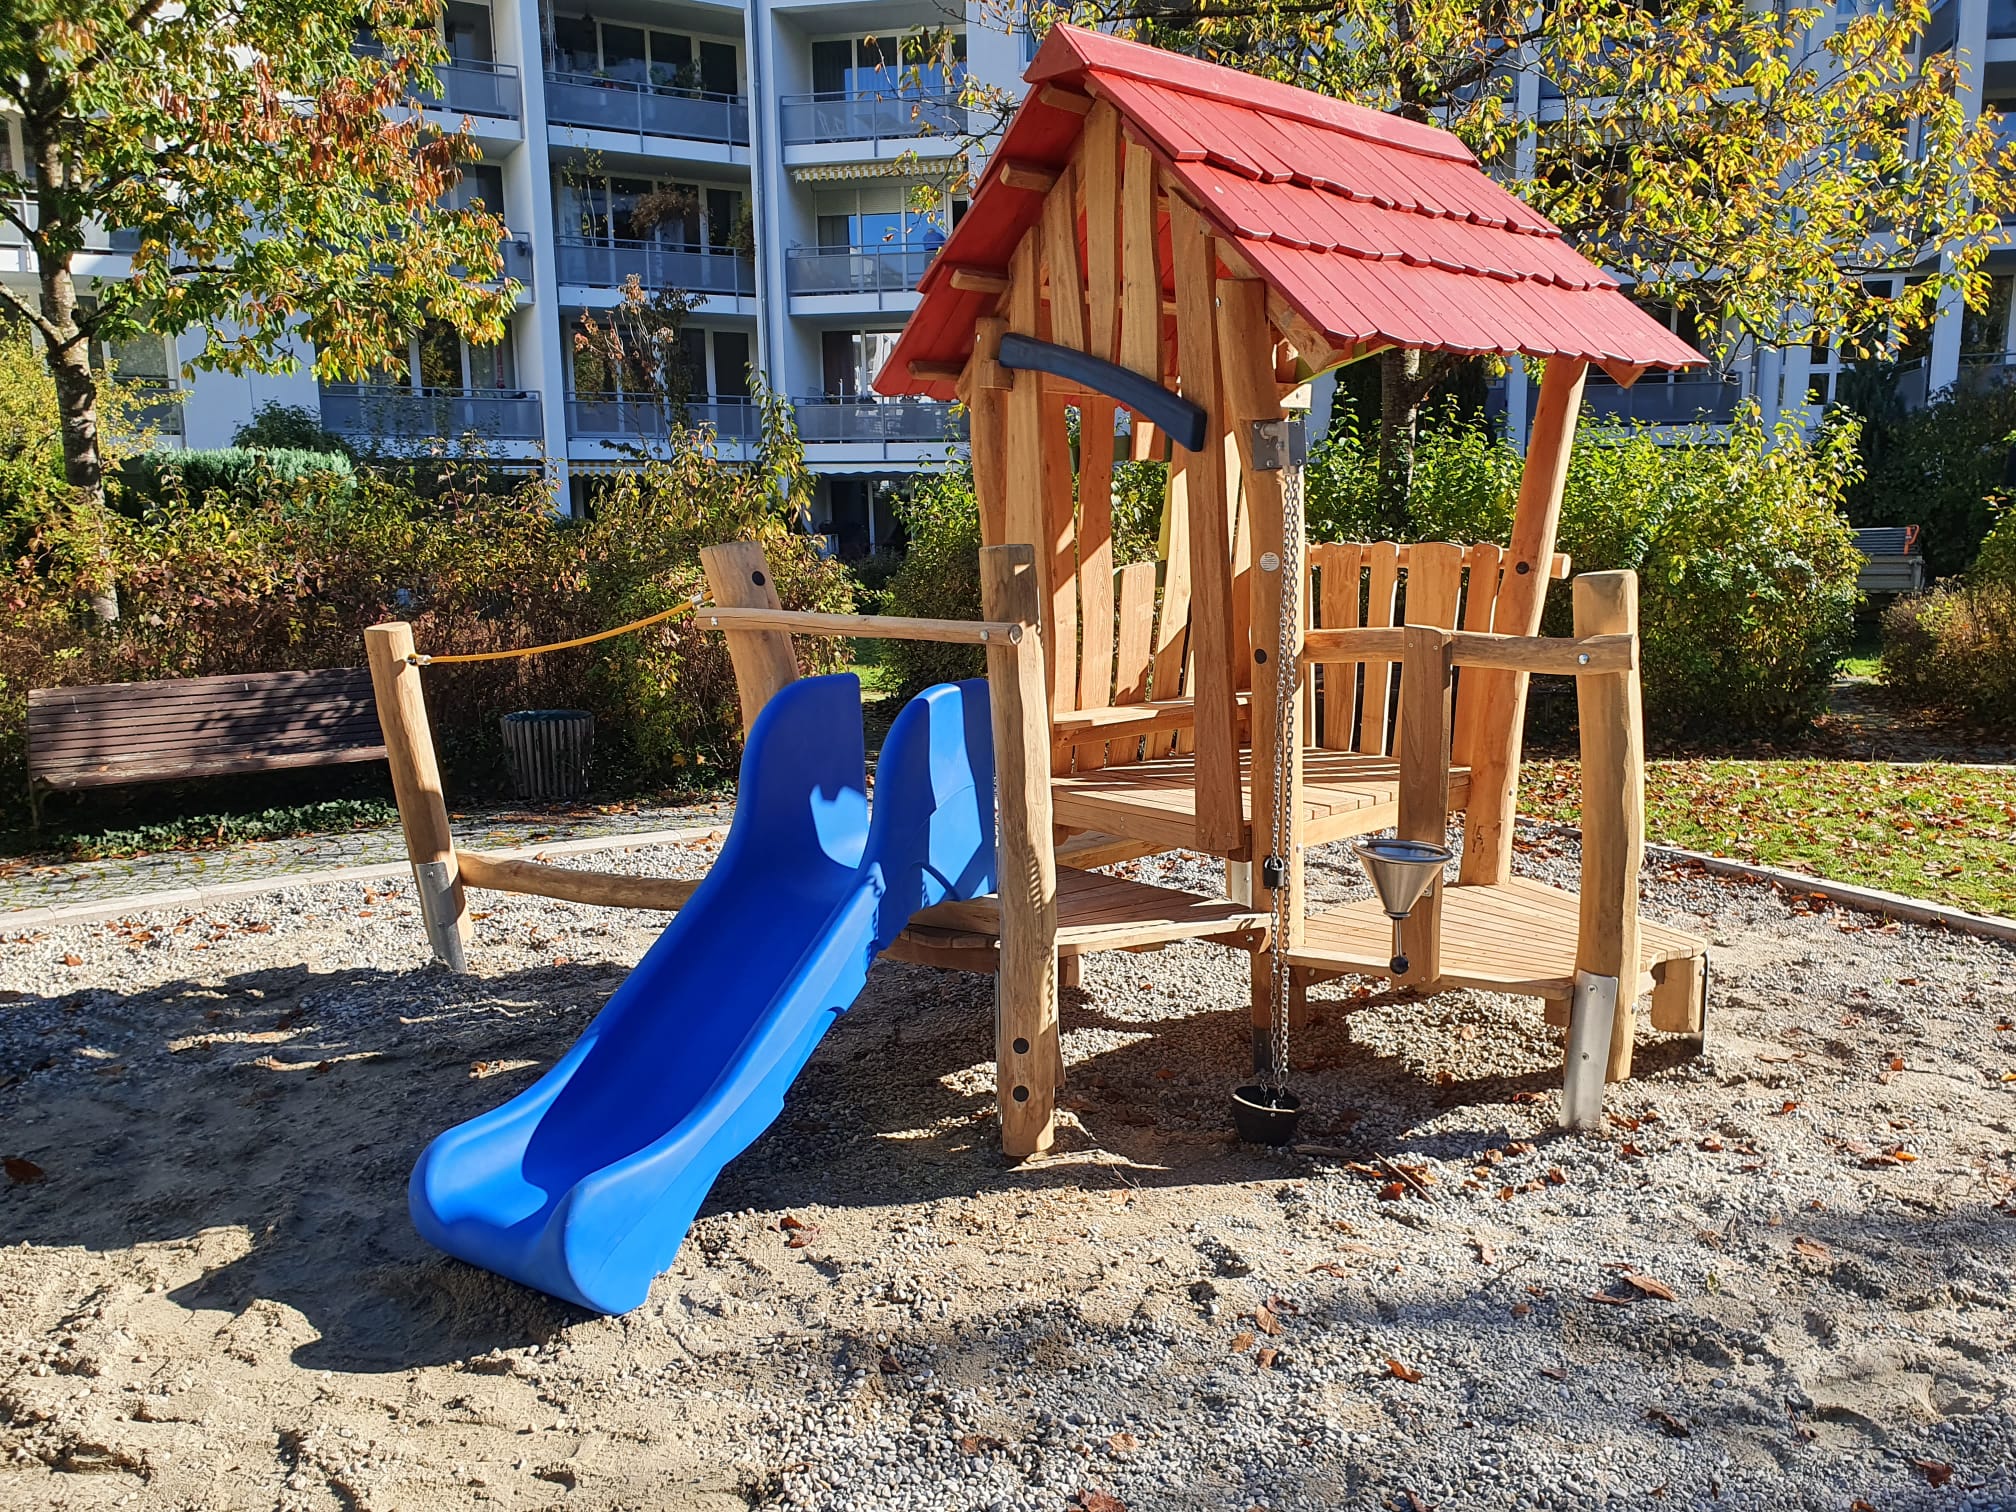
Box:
[557,172,742,249]
[442,2,494,65]
[375,320,516,391]
[566,314,751,404]
[821,330,901,396]
[812,186,958,252]
[444,162,505,217]
[809,31,966,99]
[549,14,739,96]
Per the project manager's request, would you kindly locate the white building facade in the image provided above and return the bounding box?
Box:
[5,0,2014,534]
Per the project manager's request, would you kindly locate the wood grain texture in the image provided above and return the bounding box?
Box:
[1120,138,1162,382]
[1452,541,1505,768]
[1075,405,1118,770]
[1042,393,1080,773]
[1315,543,1364,750]
[365,622,469,971]
[968,317,1009,547]
[456,851,700,912]
[1083,101,1122,365]
[1396,626,1455,988]
[1040,167,1087,354]
[700,542,797,734]
[1108,559,1159,766]
[1359,542,1401,755]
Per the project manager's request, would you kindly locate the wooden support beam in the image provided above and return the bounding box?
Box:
[1572,570,1646,1082]
[1039,84,1094,114]
[948,267,1010,295]
[1300,627,1637,675]
[980,544,1060,1159]
[1396,626,1455,990]
[700,541,798,734]
[1219,277,1301,908]
[968,318,1009,547]
[365,621,470,971]
[1083,101,1122,366]
[1042,392,1080,772]
[1460,357,1588,886]
[456,850,701,912]
[1075,404,1117,769]
[908,362,966,383]
[1004,232,1045,555]
[1167,194,1240,852]
[999,162,1060,193]
[1649,953,1706,1035]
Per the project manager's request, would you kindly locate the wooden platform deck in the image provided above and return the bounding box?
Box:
[1052,748,1472,856]
[887,866,1266,973]
[1287,877,1705,1001]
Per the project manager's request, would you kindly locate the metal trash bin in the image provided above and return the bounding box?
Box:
[501,709,594,801]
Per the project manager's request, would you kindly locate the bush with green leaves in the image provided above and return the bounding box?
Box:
[878,468,986,698]
[1881,508,2016,731]
[115,447,356,514]
[1843,375,2016,577]
[2,423,851,823]
[1309,407,1863,738]
[232,401,352,455]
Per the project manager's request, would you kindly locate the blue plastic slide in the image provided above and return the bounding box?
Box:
[409,674,996,1313]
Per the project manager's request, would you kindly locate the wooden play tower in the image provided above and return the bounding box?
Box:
[870,26,1711,1151]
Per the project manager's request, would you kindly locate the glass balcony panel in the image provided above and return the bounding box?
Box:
[319,384,544,441]
[791,397,966,442]
[1489,373,1742,426]
[554,238,753,295]
[778,91,967,146]
[543,73,750,145]
[784,246,935,294]
[565,393,759,440]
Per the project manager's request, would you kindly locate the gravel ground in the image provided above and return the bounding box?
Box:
[2,827,2014,1512]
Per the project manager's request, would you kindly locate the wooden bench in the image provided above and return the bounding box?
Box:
[26,668,387,823]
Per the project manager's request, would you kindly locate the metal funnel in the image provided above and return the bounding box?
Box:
[1354,838,1455,920]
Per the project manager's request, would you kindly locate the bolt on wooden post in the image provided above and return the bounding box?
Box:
[364,622,470,971]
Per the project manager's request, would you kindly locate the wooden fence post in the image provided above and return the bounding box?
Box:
[981,544,1060,1158]
[1397,625,1455,990]
[701,541,798,735]
[1572,570,1645,1083]
[364,622,470,971]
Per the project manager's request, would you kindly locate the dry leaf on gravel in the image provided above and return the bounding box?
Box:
[1793,1237,1832,1261]
[1309,1261,1351,1278]
[1473,1239,1499,1265]
[1538,1363,1565,1380]
[1106,1432,1138,1455]
[1255,1347,1278,1370]
[1623,1273,1678,1301]
[956,1434,1003,1455]
[1230,1331,1256,1353]
[62,954,81,967]
[1646,1408,1692,1438]
[4,1156,46,1184]
[1075,1492,1127,1512]
[1387,1359,1424,1383]
[1253,1305,1284,1337]
[1910,1459,1955,1488]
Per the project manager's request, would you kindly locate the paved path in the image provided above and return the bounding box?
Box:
[0,798,734,917]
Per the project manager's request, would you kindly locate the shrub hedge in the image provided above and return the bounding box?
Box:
[1881,509,2016,732]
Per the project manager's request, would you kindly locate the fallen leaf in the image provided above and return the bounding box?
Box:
[1473,1239,1500,1265]
[1888,1056,1905,1072]
[1586,1291,1633,1306]
[1378,1181,1406,1202]
[878,1353,903,1374]
[1230,1330,1256,1353]
[1511,1303,1532,1318]
[779,1214,809,1230]
[1308,1261,1351,1278]
[1387,1358,1423,1383]
[1255,1347,1278,1370]
[1909,1459,1954,1489]
[1106,1431,1138,1455]
[311,1060,333,1076]
[1538,1363,1566,1380]
[1253,1304,1283,1337]
[1646,1407,1691,1439]
[1698,1137,1725,1153]
[1793,1236,1832,1261]
[1850,1501,1876,1511]
[1544,1168,1566,1186]
[1075,1492,1127,1512]
[62,954,82,967]
[1774,1100,1801,1115]
[956,1433,1003,1455]
[5,1156,46,1184]
[1623,1273,1677,1301]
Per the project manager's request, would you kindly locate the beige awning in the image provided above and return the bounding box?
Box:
[790,155,967,185]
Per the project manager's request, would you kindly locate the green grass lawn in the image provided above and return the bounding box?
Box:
[1521,758,2016,919]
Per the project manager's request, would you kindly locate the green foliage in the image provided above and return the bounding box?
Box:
[39,798,398,862]
[879,469,987,698]
[232,402,352,456]
[115,447,356,514]
[1309,409,1864,737]
[1881,509,2016,731]
[1,435,851,823]
[1112,458,1167,566]
[1843,378,2016,577]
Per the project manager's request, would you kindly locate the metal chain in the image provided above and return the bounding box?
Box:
[1265,444,1306,1098]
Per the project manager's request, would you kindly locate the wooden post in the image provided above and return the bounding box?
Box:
[967,317,1010,547]
[1168,193,1240,852]
[1396,624,1455,990]
[1572,569,1646,1081]
[364,622,470,971]
[1459,357,1587,887]
[701,541,797,735]
[980,544,1060,1159]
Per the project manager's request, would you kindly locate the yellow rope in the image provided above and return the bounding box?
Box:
[407,595,705,665]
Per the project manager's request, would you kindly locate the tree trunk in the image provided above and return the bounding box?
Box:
[1376,347,1425,530]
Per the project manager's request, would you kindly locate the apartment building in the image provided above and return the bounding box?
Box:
[5,0,2015,535]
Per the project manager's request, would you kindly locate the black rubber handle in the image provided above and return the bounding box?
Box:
[996,333,1209,453]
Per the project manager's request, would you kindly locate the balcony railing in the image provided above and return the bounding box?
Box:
[122,380,185,440]
[355,44,522,119]
[1491,373,1742,428]
[778,91,966,147]
[319,384,544,442]
[566,394,760,441]
[554,238,753,295]
[792,397,967,443]
[786,245,936,296]
[543,72,749,145]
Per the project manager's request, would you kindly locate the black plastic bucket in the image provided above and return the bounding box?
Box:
[1230,1084,1303,1146]
[500,709,594,801]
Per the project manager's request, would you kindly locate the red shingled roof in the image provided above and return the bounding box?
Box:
[877,26,1702,400]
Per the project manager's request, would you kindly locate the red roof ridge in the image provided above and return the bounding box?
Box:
[1027,25,1477,169]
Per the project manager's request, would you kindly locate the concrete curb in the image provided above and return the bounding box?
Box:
[1523,819,2016,946]
[2,823,729,933]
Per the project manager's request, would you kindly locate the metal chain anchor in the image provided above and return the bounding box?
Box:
[1251,418,1307,1099]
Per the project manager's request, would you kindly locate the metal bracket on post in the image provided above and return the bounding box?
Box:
[415,858,470,973]
[1561,970,1617,1131]
[1247,417,1308,473]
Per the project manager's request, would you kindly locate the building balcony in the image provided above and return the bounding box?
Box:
[543,73,749,146]
[778,91,966,148]
[122,380,184,442]
[565,394,761,443]
[354,45,522,121]
[554,238,754,297]
[319,384,544,443]
[786,245,934,300]
[1490,372,1743,428]
[792,397,966,444]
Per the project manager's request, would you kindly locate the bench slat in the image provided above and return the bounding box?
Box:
[27,668,376,707]
[37,745,390,790]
